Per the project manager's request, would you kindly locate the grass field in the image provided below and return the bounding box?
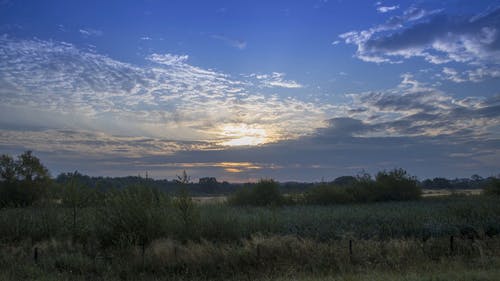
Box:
[1,195,499,280]
[0,190,500,280]
[421,189,483,197]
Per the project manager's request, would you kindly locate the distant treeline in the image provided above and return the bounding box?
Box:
[54,171,496,196]
[1,151,499,208]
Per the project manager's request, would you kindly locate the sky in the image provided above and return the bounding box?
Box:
[0,0,499,182]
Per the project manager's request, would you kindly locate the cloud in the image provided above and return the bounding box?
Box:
[211,34,247,50]
[340,7,500,66]
[151,76,500,180]
[79,28,103,37]
[377,5,399,13]
[344,74,500,138]
[147,53,189,65]
[441,66,500,83]
[0,37,328,156]
[0,37,498,180]
[249,72,303,89]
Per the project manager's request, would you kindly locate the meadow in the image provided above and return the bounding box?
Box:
[1,195,500,280]
[1,153,500,280]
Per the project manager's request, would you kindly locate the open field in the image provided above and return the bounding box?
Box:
[422,189,483,197]
[1,195,500,280]
[192,189,484,203]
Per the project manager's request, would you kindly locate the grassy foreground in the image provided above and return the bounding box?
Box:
[1,255,499,281]
[1,235,499,280]
[1,195,499,280]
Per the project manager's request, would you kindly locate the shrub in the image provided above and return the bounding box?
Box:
[0,151,52,207]
[173,187,199,241]
[304,169,421,205]
[97,185,170,249]
[483,178,500,196]
[374,168,421,201]
[304,184,355,205]
[228,179,284,206]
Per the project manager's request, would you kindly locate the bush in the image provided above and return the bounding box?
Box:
[483,178,500,196]
[228,179,284,206]
[97,185,170,249]
[173,187,199,241]
[304,184,355,205]
[374,169,421,201]
[304,169,421,205]
[0,151,52,207]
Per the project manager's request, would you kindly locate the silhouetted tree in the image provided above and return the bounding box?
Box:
[484,178,500,196]
[0,151,51,207]
[228,179,284,206]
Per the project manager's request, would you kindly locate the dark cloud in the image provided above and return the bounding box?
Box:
[341,7,500,66]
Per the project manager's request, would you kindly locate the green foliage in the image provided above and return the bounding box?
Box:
[173,186,199,241]
[484,178,500,196]
[228,179,284,206]
[97,185,170,249]
[304,184,355,205]
[0,154,16,182]
[373,168,421,201]
[0,151,52,207]
[305,169,421,205]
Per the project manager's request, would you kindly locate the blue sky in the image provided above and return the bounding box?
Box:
[0,0,499,181]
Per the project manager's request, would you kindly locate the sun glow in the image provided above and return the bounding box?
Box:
[219,124,270,146]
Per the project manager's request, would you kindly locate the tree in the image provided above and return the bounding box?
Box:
[15,151,50,182]
[0,151,51,207]
[175,170,191,185]
[199,177,217,185]
[0,154,16,182]
[374,168,421,201]
[173,170,199,241]
[98,184,169,259]
[199,177,218,193]
[332,175,357,186]
[60,171,96,243]
[484,178,500,196]
[228,179,285,206]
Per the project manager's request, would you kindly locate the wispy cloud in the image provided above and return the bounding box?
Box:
[147,53,189,65]
[376,5,399,13]
[344,74,500,138]
[0,37,327,157]
[441,67,500,83]
[211,34,247,50]
[249,72,303,89]
[79,28,103,37]
[0,36,498,180]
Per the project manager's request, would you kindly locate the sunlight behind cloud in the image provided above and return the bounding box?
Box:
[219,124,271,146]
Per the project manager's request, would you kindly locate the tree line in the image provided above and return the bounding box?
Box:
[1,151,499,208]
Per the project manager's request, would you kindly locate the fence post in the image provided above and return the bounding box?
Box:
[142,243,146,269]
[349,240,353,262]
[449,235,454,255]
[257,244,261,260]
[34,247,38,264]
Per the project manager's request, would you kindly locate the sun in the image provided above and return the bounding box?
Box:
[219,124,270,146]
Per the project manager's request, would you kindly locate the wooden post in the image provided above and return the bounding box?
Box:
[349,240,353,256]
[142,243,146,269]
[34,247,38,264]
[449,235,454,255]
